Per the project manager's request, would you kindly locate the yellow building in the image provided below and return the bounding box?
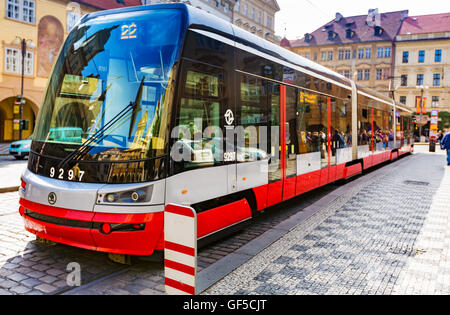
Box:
[0,0,141,142]
[393,13,450,118]
[281,10,408,97]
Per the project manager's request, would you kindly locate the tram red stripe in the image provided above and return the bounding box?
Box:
[165,205,195,218]
[165,259,195,276]
[165,277,195,295]
[165,241,195,257]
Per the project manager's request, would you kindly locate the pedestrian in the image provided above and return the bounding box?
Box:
[441,128,450,166]
[437,130,444,145]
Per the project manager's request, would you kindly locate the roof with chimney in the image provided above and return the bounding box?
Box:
[73,0,142,10]
[284,9,409,48]
[398,12,450,35]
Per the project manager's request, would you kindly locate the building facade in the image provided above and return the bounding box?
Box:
[145,0,280,42]
[0,0,141,142]
[393,13,450,118]
[142,0,236,22]
[233,0,279,42]
[281,10,408,96]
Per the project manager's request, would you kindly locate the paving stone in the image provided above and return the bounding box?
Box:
[206,150,450,295]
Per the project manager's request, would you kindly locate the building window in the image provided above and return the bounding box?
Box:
[357,70,363,81]
[344,70,350,79]
[384,47,391,58]
[4,47,33,75]
[304,52,310,59]
[433,73,441,86]
[402,51,409,63]
[365,48,371,59]
[328,51,333,61]
[321,51,327,61]
[435,49,442,62]
[432,96,439,108]
[243,4,248,16]
[6,0,35,24]
[400,96,407,105]
[338,50,344,60]
[266,16,272,29]
[251,7,255,20]
[400,75,408,87]
[358,49,364,59]
[235,0,240,12]
[345,50,351,60]
[376,69,383,80]
[417,74,424,86]
[377,48,384,58]
[418,50,425,63]
[376,69,389,80]
[364,69,370,81]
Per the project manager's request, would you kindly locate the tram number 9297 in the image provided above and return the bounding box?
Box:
[49,167,85,182]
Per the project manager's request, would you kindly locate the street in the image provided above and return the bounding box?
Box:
[0,145,449,295]
[0,155,27,192]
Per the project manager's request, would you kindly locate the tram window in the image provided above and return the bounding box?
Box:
[182,31,231,68]
[238,75,269,162]
[333,98,352,164]
[172,62,224,173]
[236,49,279,81]
[373,109,386,151]
[285,86,297,178]
[297,90,321,155]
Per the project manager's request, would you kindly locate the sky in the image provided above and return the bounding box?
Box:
[275,0,450,39]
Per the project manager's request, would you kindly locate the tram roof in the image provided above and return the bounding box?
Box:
[81,3,411,113]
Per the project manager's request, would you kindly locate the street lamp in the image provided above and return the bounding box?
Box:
[416,85,429,141]
[12,37,35,140]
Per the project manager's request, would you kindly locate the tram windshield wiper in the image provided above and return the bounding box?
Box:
[58,77,146,168]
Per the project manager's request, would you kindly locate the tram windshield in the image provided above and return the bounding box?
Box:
[33,9,184,163]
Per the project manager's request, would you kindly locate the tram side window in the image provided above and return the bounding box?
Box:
[335,98,352,147]
[238,75,269,162]
[172,62,224,173]
[296,90,322,155]
[358,105,370,146]
[373,109,386,151]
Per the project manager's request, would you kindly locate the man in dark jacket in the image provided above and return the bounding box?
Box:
[441,128,450,166]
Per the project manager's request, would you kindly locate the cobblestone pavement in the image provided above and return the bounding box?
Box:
[206,148,450,295]
[0,166,336,295]
[1,146,449,295]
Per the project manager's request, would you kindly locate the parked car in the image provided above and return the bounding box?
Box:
[9,137,32,160]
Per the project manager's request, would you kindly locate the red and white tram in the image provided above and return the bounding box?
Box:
[19,3,413,256]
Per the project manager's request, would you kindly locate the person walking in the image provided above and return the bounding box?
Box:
[441,128,450,166]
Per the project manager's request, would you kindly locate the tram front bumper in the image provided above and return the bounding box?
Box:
[19,198,164,256]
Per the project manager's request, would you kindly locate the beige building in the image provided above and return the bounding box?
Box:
[143,1,280,41]
[233,0,279,42]
[143,0,236,22]
[393,13,450,116]
[281,10,408,96]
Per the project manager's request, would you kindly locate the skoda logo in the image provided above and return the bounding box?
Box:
[48,192,57,205]
[224,109,234,126]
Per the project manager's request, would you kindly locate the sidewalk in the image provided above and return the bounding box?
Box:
[204,146,450,295]
[0,143,11,156]
[0,155,27,193]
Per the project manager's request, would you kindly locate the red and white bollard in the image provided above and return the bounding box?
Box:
[164,204,197,295]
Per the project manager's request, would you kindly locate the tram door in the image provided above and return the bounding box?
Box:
[267,84,298,206]
[267,82,282,207]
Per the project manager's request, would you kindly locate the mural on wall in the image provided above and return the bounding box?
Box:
[38,16,64,77]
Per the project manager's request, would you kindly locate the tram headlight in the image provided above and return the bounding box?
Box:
[131,190,145,202]
[97,185,153,204]
[106,193,118,203]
